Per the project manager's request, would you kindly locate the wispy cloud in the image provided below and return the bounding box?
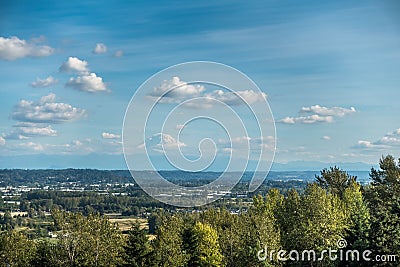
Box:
[93,43,107,54]
[137,133,186,152]
[113,50,123,57]
[354,128,400,150]
[300,105,356,117]
[30,76,58,88]
[279,105,356,124]
[5,123,57,140]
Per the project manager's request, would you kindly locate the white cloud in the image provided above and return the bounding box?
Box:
[66,73,108,93]
[59,57,89,74]
[0,36,54,60]
[301,105,356,117]
[93,43,107,54]
[322,135,331,140]
[354,140,387,150]
[0,136,5,146]
[206,89,266,106]
[31,76,58,88]
[355,128,400,150]
[114,50,123,57]
[5,123,57,139]
[60,57,108,93]
[279,114,334,124]
[148,76,267,109]
[148,76,205,103]
[18,142,44,151]
[375,128,400,146]
[102,132,121,139]
[218,135,275,151]
[11,93,86,124]
[138,133,186,151]
[280,104,355,124]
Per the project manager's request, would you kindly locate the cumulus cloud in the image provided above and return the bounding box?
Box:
[66,73,108,93]
[148,76,205,103]
[280,114,334,124]
[148,76,267,108]
[355,128,400,150]
[102,132,121,139]
[0,36,54,60]
[93,43,107,54]
[60,57,108,93]
[59,57,89,74]
[114,50,123,57]
[301,105,356,117]
[0,136,5,146]
[279,105,356,124]
[11,93,86,124]
[31,76,58,88]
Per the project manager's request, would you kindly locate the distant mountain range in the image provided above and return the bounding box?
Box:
[271,160,377,172]
[0,154,377,172]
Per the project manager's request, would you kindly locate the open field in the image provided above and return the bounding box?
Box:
[107,216,148,231]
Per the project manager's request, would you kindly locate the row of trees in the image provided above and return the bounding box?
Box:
[0,155,399,266]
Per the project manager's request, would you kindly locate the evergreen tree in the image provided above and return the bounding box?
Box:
[123,221,152,267]
[316,166,356,197]
[365,155,400,265]
[151,214,189,267]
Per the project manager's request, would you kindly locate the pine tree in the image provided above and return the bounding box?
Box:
[123,221,152,267]
[316,166,357,197]
[365,155,400,265]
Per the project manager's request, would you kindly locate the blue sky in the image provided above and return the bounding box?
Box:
[0,0,399,170]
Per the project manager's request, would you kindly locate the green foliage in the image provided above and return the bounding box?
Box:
[365,155,400,264]
[0,231,36,266]
[0,156,398,266]
[342,180,370,251]
[186,222,223,267]
[278,184,349,266]
[123,221,152,267]
[316,166,357,197]
[151,214,189,266]
[52,209,124,267]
